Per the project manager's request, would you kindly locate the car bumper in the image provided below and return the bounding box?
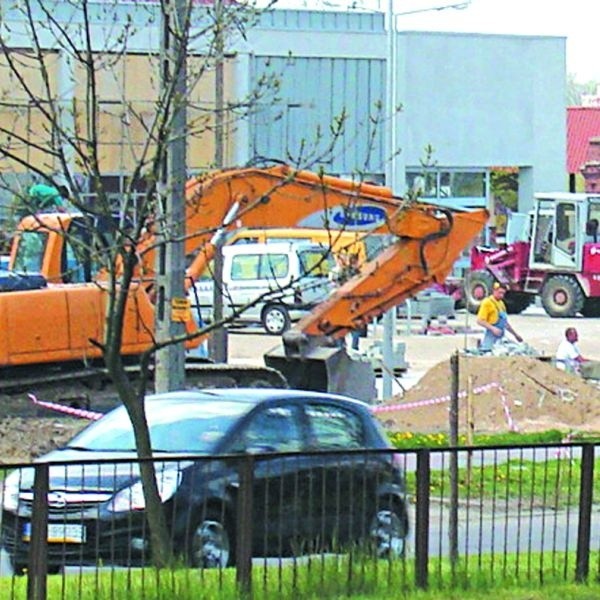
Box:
[1,511,153,569]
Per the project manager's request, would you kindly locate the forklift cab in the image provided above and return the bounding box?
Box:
[529,194,600,271]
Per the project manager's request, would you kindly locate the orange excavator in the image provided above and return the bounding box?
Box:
[4,165,487,402]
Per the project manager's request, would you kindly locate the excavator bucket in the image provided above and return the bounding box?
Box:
[264,206,489,402]
[264,334,377,403]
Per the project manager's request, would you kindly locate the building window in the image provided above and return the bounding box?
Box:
[406,168,488,208]
[406,171,437,198]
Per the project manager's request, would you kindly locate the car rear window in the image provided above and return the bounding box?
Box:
[304,403,365,449]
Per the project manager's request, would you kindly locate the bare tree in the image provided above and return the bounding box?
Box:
[0,0,384,567]
[0,0,287,567]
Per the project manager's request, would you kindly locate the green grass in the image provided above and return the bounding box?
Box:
[403,456,600,507]
[386,429,600,507]
[344,584,600,599]
[2,552,599,599]
[388,429,600,449]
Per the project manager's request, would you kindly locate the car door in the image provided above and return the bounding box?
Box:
[227,402,311,556]
[301,401,383,547]
[258,251,292,303]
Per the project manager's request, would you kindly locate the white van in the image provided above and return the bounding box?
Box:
[188,242,334,334]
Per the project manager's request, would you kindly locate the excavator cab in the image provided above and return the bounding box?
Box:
[10,212,132,283]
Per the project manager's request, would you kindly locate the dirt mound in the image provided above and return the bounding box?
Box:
[377,355,600,434]
[0,417,87,464]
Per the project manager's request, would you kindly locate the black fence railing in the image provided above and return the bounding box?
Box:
[0,443,598,600]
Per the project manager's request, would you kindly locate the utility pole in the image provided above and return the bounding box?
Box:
[155,0,188,392]
[208,0,228,363]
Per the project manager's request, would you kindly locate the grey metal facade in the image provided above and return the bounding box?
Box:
[249,55,386,180]
[242,10,567,211]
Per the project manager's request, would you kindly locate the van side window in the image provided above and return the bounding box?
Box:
[259,254,289,278]
[231,254,260,280]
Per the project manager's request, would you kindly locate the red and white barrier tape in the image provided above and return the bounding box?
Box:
[372,381,519,432]
[28,393,103,421]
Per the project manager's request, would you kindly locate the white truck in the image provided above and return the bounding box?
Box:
[188,241,335,334]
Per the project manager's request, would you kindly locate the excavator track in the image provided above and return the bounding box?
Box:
[0,360,288,418]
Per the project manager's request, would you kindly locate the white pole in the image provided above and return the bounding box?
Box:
[382,0,397,400]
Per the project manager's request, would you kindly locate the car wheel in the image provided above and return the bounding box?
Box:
[464,271,495,314]
[369,502,408,559]
[188,511,234,569]
[11,563,27,576]
[261,304,291,335]
[541,275,584,318]
[4,551,26,576]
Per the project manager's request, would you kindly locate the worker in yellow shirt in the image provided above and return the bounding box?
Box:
[476,282,523,351]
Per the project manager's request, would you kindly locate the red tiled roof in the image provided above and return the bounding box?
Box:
[567,107,600,174]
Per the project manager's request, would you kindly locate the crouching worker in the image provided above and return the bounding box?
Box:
[476,282,523,351]
[556,327,588,375]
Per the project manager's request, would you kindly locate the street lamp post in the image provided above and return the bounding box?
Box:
[381,0,398,400]
[380,0,472,399]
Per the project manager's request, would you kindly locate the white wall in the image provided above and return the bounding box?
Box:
[395,31,566,207]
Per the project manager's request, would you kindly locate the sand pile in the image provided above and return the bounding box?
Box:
[377,355,600,434]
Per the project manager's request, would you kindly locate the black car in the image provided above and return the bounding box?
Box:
[1,389,408,572]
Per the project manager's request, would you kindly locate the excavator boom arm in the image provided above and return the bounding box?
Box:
[7,165,488,403]
[142,165,401,281]
[297,205,488,338]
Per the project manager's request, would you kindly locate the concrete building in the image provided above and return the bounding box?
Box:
[0,4,566,216]
[244,11,566,212]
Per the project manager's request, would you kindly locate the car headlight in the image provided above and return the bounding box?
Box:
[1,470,22,513]
[108,469,182,513]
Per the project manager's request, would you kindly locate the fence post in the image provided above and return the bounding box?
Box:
[575,444,594,583]
[448,352,459,568]
[27,463,49,600]
[236,454,254,596]
[415,449,430,590]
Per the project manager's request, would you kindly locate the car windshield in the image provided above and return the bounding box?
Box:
[66,400,251,453]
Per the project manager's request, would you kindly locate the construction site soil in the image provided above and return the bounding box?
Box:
[378,355,600,435]
[1,355,599,464]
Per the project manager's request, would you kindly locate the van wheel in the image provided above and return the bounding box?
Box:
[262,305,291,335]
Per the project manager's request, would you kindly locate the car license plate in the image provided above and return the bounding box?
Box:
[22,523,86,544]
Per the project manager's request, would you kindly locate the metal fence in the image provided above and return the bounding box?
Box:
[0,442,598,599]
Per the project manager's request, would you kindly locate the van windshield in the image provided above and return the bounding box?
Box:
[298,249,333,277]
